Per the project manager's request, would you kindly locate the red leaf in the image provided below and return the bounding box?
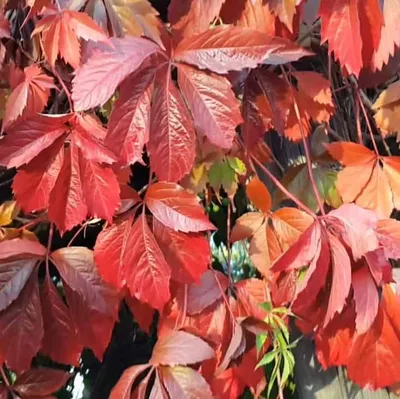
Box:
[272,221,321,272]
[177,64,242,149]
[220,0,276,36]
[184,270,228,315]
[72,36,160,111]
[40,276,82,365]
[365,249,392,286]
[173,26,295,74]
[159,365,214,398]
[148,64,196,182]
[153,219,210,284]
[319,0,362,76]
[96,214,170,310]
[315,304,355,369]
[324,233,352,326]
[106,65,156,166]
[64,283,117,360]
[13,368,70,397]
[352,266,379,334]
[69,113,117,164]
[48,146,88,233]
[13,136,65,213]
[0,273,43,372]
[32,9,108,69]
[109,364,151,399]
[79,156,120,223]
[50,246,120,316]
[168,0,226,39]
[94,220,131,290]
[150,330,214,366]
[125,296,154,333]
[0,114,67,169]
[234,278,267,320]
[145,182,215,232]
[3,65,56,130]
[211,367,245,399]
[347,285,400,389]
[0,238,46,259]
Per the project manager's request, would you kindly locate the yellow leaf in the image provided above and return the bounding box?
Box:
[373,81,400,139]
[0,201,19,227]
[181,163,208,194]
[0,228,37,242]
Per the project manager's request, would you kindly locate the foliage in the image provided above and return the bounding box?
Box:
[1,0,400,397]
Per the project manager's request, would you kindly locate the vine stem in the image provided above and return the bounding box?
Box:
[46,223,54,274]
[355,89,380,156]
[52,67,73,111]
[1,365,15,398]
[250,154,317,219]
[226,200,233,287]
[355,87,363,144]
[282,66,326,216]
[17,216,45,232]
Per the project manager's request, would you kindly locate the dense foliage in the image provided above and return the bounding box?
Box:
[1,0,400,397]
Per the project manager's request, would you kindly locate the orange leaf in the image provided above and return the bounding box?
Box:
[246,176,271,213]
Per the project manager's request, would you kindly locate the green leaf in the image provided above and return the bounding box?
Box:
[226,156,246,175]
[257,350,277,368]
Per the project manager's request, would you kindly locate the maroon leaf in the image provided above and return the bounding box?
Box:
[150,330,214,366]
[148,64,196,182]
[0,115,67,169]
[168,0,226,39]
[50,246,120,316]
[184,270,228,315]
[145,182,215,232]
[0,273,43,372]
[63,284,117,361]
[40,276,82,366]
[0,238,46,259]
[125,296,154,334]
[153,219,210,284]
[177,64,242,149]
[13,368,70,396]
[106,65,156,166]
[72,36,161,111]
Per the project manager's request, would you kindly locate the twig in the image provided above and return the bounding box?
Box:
[282,67,326,215]
[250,154,317,218]
[52,66,73,111]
